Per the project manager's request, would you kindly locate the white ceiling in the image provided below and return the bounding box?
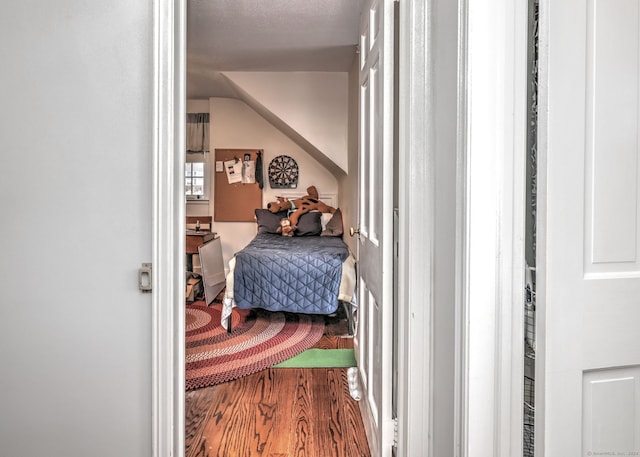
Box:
[187,0,365,99]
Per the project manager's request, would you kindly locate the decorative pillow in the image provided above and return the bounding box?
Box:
[255,208,288,234]
[294,211,323,236]
[321,208,344,237]
[321,212,333,231]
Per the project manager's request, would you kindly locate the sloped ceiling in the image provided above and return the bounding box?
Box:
[187,0,365,99]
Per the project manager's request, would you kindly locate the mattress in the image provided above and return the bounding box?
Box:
[222,233,356,329]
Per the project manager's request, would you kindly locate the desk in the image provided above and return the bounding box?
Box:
[186,230,216,271]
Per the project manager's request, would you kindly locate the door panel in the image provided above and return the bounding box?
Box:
[356,0,394,455]
[543,0,640,454]
[582,367,640,454]
[0,2,154,455]
[584,0,640,275]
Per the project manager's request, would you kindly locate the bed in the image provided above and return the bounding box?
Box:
[221,208,357,332]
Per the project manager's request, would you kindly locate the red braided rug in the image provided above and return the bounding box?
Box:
[185,302,325,390]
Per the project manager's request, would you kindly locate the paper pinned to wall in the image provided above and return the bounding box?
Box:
[242,160,256,184]
[224,159,242,184]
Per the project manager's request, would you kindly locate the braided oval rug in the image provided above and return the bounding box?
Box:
[185,302,325,390]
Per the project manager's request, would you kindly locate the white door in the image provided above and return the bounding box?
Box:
[542,0,640,454]
[356,0,395,455]
[0,2,156,456]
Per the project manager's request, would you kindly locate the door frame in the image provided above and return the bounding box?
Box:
[151,0,532,456]
[456,0,529,456]
[396,0,530,455]
[152,0,186,456]
[396,0,457,455]
[396,0,434,452]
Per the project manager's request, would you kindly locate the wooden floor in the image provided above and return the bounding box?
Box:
[185,335,371,457]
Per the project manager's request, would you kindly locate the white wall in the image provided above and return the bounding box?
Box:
[204,97,339,269]
[187,99,209,113]
[224,72,349,173]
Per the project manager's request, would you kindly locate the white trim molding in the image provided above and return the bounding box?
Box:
[397,0,460,455]
[152,0,186,456]
[454,0,471,454]
[458,0,528,456]
[397,0,434,454]
[276,192,338,210]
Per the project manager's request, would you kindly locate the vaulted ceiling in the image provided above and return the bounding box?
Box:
[187,0,365,99]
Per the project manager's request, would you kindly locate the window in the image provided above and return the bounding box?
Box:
[186,154,209,201]
[185,112,210,201]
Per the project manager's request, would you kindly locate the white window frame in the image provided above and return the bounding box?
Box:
[185,152,210,201]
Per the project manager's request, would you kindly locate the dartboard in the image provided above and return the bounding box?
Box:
[268,155,299,189]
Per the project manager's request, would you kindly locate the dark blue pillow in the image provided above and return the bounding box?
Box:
[295,212,322,236]
[255,208,288,234]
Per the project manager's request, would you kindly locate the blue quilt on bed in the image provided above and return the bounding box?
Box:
[233,233,350,314]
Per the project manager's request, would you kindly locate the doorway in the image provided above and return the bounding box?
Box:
[183,1,378,455]
[156,1,461,456]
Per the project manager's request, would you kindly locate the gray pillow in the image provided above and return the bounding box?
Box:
[294,212,323,236]
[255,208,288,234]
[321,208,344,237]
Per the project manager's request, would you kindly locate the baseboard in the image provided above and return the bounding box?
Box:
[357,377,380,457]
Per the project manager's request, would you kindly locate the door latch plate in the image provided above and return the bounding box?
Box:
[138,263,152,292]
